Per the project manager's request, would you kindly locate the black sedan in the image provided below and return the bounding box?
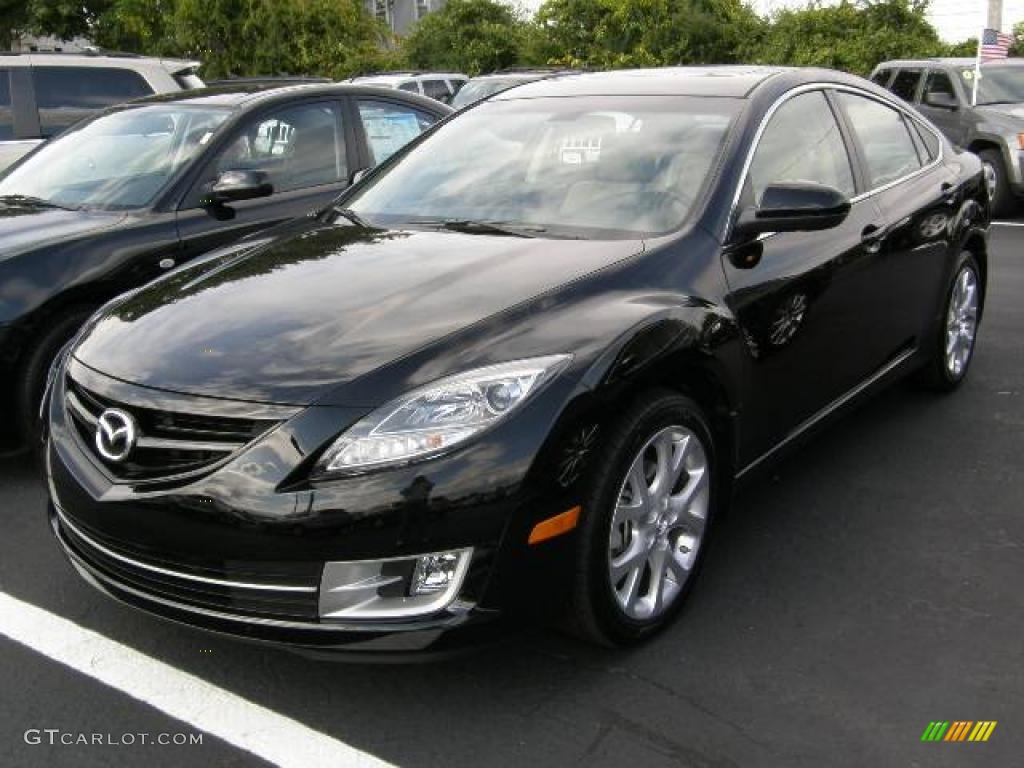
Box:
[0,83,450,449]
[45,67,988,656]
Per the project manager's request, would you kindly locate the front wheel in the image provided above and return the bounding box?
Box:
[566,392,717,646]
[15,310,92,447]
[979,149,1016,218]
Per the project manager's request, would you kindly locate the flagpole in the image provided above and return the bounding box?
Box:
[972,27,982,106]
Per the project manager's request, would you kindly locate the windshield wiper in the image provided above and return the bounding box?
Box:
[408,218,546,238]
[0,194,75,211]
[976,100,1023,106]
[333,206,371,228]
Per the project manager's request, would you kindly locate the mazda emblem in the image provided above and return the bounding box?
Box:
[95,408,137,462]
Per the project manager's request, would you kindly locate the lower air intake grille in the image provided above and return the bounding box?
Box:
[56,511,319,620]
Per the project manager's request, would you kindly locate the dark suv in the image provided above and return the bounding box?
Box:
[871,58,1024,215]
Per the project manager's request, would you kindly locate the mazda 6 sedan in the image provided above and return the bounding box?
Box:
[45,67,988,656]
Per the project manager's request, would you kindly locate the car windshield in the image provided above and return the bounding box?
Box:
[0,104,230,210]
[346,96,740,239]
[972,65,1024,105]
[451,77,535,108]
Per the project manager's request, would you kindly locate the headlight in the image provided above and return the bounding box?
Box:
[318,355,571,473]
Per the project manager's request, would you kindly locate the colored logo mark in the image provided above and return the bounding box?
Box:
[921,721,997,742]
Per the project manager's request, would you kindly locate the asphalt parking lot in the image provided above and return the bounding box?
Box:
[1,222,1022,768]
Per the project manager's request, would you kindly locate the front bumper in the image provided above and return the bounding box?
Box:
[49,500,504,658]
[44,359,582,656]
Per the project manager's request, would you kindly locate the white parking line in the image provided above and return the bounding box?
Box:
[0,590,393,768]
[991,221,1024,227]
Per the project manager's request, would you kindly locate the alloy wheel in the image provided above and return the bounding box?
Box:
[945,266,979,379]
[982,162,998,202]
[607,426,709,621]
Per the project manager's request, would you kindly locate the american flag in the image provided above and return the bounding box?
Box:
[980,28,1014,61]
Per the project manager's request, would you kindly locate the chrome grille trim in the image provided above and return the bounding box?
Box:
[63,364,286,483]
[135,435,245,452]
[56,508,317,594]
[65,390,97,427]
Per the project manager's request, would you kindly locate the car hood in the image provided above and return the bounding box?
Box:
[74,220,643,405]
[0,203,125,260]
[977,102,1024,122]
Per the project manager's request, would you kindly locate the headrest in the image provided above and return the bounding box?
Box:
[595,132,660,184]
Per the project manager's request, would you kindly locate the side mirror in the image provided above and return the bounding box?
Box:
[734,182,851,238]
[923,91,958,110]
[206,170,273,205]
[349,167,370,185]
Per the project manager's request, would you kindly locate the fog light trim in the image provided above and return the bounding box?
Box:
[319,548,472,621]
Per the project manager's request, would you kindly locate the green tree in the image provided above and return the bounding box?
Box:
[2,0,112,48]
[532,0,763,69]
[944,37,977,58]
[93,0,178,55]
[168,0,390,78]
[745,0,945,76]
[403,0,527,75]
[1011,20,1023,57]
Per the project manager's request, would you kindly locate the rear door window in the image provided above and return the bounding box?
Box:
[888,69,923,102]
[0,69,12,140]
[871,69,893,87]
[923,70,956,102]
[913,121,941,160]
[34,66,153,137]
[422,80,451,102]
[836,92,923,188]
[356,100,437,163]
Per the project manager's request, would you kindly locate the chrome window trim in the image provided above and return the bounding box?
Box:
[728,82,945,235]
[56,506,317,593]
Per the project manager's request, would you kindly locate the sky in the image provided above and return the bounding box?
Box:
[509,0,1024,44]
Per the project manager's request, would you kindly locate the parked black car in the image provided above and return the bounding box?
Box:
[46,67,988,657]
[0,82,450,449]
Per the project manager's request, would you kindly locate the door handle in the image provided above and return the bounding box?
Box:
[940,181,956,205]
[861,224,885,254]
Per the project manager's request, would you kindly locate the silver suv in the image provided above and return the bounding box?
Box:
[0,51,203,170]
[347,72,468,104]
[871,58,1024,215]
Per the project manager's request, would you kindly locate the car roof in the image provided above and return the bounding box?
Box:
[875,58,1024,70]
[471,71,566,82]
[492,66,797,100]
[350,72,467,84]
[0,51,200,73]
[128,82,452,111]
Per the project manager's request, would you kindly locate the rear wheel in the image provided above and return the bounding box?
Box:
[567,392,716,646]
[979,149,1016,218]
[916,253,981,391]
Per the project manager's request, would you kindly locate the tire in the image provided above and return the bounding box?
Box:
[14,309,93,447]
[915,252,982,392]
[566,391,717,646]
[979,149,1016,219]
